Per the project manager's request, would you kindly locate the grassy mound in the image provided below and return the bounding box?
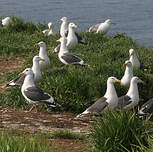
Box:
[0,17,153,113]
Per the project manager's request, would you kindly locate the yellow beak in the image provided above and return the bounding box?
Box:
[111,22,116,24]
[141,81,146,85]
[116,80,121,83]
[18,72,24,76]
[34,44,38,47]
[73,25,78,28]
[123,63,126,67]
[56,39,60,43]
[58,18,62,22]
[41,59,45,62]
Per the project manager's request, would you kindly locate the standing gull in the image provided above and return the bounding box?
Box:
[36,41,50,71]
[57,36,89,67]
[53,23,87,53]
[76,77,120,117]
[88,19,116,34]
[20,68,60,113]
[3,56,45,88]
[121,60,133,86]
[42,22,57,36]
[138,98,153,117]
[58,17,68,37]
[2,17,12,26]
[117,77,146,110]
[129,49,140,68]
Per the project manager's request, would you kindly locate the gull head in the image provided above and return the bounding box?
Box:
[123,60,132,67]
[48,22,53,29]
[129,49,136,56]
[19,68,33,77]
[69,23,78,29]
[38,41,46,48]
[107,76,121,84]
[58,17,67,22]
[105,19,116,24]
[33,56,45,63]
[131,76,146,85]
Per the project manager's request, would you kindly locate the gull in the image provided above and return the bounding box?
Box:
[117,77,146,110]
[3,56,45,88]
[20,68,61,113]
[42,22,57,36]
[88,19,116,34]
[121,60,133,86]
[58,16,68,37]
[76,77,120,117]
[2,17,12,26]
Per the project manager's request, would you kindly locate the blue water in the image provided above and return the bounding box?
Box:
[0,0,153,47]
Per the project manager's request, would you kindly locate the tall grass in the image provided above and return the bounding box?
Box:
[90,110,153,152]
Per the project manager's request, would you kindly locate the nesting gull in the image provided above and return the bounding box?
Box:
[57,36,89,67]
[76,77,120,117]
[88,19,116,34]
[2,17,12,26]
[42,22,57,36]
[20,68,60,112]
[117,76,146,110]
[121,60,133,86]
[3,56,45,88]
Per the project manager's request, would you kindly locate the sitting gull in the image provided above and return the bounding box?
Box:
[121,60,133,86]
[88,19,116,34]
[76,77,120,117]
[2,17,12,26]
[53,22,87,53]
[42,22,57,36]
[36,41,51,71]
[117,76,146,110]
[138,98,153,117]
[3,56,45,88]
[58,16,68,37]
[20,68,60,113]
[57,36,89,67]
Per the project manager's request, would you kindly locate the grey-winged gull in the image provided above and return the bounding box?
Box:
[20,68,61,112]
[3,56,45,88]
[57,36,89,67]
[2,17,12,26]
[42,22,57,36]
[117,76,146,110]
[36,41,50,71]
[121,60,133,86]
[138,98,153,117]
[76,77,120,117]
[88,19,116,34]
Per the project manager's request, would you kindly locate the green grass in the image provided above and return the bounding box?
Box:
[51,130,87,140]
[90,110,153,152]
[0,130,50,152]
[0,17,153,113]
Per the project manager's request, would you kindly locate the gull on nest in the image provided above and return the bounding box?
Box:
[42,22,57,36]
[121,60,133,86]
[57,36,89,67]
[117,76,146,110]
[76,77,120,117]
[2,17,12,26]
[20,68,61,113]
[3,56,45,88]
[88,19,116,34]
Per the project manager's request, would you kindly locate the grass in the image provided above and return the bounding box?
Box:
[0,130,50,152]
[90,110,153,152]
[0,17,153,113]
[50,130,87,140]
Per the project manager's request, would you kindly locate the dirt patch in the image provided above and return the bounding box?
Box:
[0,57,25,75]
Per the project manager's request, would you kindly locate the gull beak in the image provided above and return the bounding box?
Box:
[18,72,24,76]
[116,80,121,83]
[141,81,146,85]
[41,59,45,62]
[56,39,60,43]
[123,63,126,67]
[111,22,116,24]
[34,44,38,47]
[58,18,62,22]
[73,25,78,28]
